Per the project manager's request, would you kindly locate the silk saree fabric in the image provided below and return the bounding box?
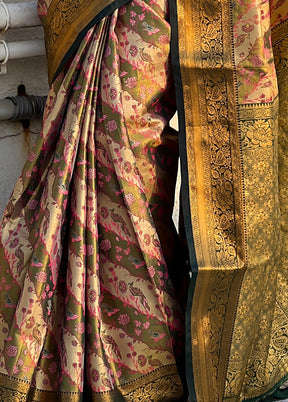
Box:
[0,0,186,400]
[1,0,288,401]
[172,0,288,400]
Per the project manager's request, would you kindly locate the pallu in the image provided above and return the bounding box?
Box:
[1,0,288,401]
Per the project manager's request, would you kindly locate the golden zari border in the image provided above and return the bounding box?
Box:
[40,0,118,83]
[0,365,183,401]
[176,0,246,399]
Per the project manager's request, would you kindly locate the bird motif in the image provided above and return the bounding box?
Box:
[25,316,35,329]
[65,307,79,321]
[15,246,24,274]
[61,341,68,366]
[110,209,131,237]
[102,303,120,317]
[139,47,154,64]
[5,293,16,308]
[127,255,146,269]
[128,282,150,311]
[42,348,54,359]
[32,323,42,352]
[101,332,122,359]
[101,374,113,389]
[152,234,161,248]
[141,21,161,36]
[96,141,111,164]
[71,232,83,242]
[148,356,163,367]
[54,152,61,162]
[147,328,166,342]
[42,207,50,236]
[31,256,43,267]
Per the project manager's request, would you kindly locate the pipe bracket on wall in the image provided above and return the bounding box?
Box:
[0,1,41,31]
[0,2,44,75]
[0,38,8,74]
[0,1,9,32]
[0,95,47,121]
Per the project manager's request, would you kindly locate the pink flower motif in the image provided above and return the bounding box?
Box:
[86,245,94,256]
[119,6,126,15]
[135,328,141,336]
[143,233,151,246]
[6,345,17,357]
[119,280,127,293]
[101,207,109,219]
[147,265,155,278]
[124,161,132,173]
[88,168,96,179]
[9,238,19,248]
[250,54,263,67]
[28,200,38,210]
[23,365,31,373]
[35,271,47,283]
[138,354,147,366]
[125,193,135,206]
[242,23,254,33]
[118,313,130,326]
[27,151,36,162]
[125,77,137,89]
[143,321,150,329]
[129,45,138,57]
[75,322,85,334]
[48,361,57,373]
[110,88,118,100]
[105,46,111,58]
[89,289,97,303]
[100,239,111,252]
[158,34,169,45]
[91,368,100,382]
[106,120,117,132]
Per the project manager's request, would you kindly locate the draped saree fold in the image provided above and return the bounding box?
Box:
[0,0,186,400]
[1,0,288,401]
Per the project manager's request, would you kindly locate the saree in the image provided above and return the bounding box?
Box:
[0,0,186,400]
[1,0,288,401]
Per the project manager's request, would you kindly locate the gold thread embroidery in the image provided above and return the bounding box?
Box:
[40,0,116,82]
[0,366,183,401]
[177,0,246,399]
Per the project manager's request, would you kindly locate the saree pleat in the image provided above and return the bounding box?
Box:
[0,1,185,400]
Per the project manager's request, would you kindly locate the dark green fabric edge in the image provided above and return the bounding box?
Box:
[169,1,198,401]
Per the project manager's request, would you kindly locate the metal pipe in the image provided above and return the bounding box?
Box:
[0,2,41,31]
[0,98,14,120]
[0,39,45,62]
[0,95,46,121]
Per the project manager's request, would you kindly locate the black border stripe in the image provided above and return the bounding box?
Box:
[169,0,198,400]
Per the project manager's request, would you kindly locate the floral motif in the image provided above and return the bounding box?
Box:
[6,345,17,357]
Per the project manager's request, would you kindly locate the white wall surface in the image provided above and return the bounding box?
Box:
[0,0,48,216]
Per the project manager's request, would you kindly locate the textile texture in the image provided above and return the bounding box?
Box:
[0,0,185,400]
[175,0,288,400]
